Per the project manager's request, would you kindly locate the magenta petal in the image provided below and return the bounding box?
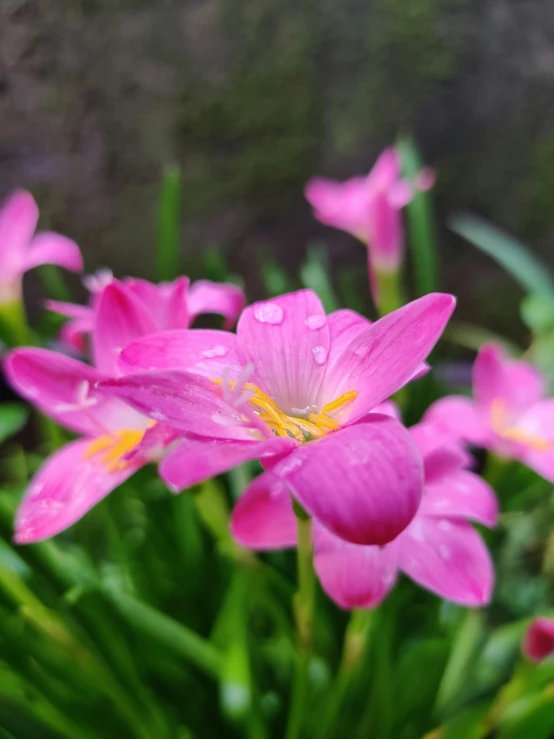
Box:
[118,329,241,376]
[23,233,83,274]
[0,190,39,279]
[14,439,138,543]
[518,400,554,482]
[187,280,246,329]
[46,301,94,352]
[398,518,494,606]
[93,280,158,375]
[473,343,545,413]
[159,436,295,492]
[325,293,456,420]
[230,472,297,550]
[313,522,397,610]
[522,617,554,663]
[273,415,423,546]
[99,370,253,440]
[420,471,498,527]
[326,309,372,375]
[237,289,330,413]
[369,191,403,270]
[423,396,491,446]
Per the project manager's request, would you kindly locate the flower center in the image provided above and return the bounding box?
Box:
[490,398,551,452]
[83,428,147,472]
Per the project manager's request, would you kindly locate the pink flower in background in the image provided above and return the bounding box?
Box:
[522,617,554,663]
[232,421,497,609]
[305,147,434,273]
[425,343,554,482]
[48,274,245,354]
[0,191,83,304]
[100,289,455,547]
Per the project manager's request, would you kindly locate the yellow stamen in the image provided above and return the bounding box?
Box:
[83,428,147,472]
[490,398,551,453]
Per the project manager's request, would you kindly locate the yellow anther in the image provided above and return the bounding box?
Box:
[490,398,551,452]
[320,390,358,415]
[83,428,147,472]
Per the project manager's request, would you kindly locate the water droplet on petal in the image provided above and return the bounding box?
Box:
[312,345,328,365]
[254,302,284,325]
[279,456,304,476]
[201,345,228,359]
[305,314,327,331]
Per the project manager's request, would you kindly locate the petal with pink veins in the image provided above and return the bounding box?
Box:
[397,517,494,606]
[14,439,139,543]
[272,415,423,546]
[187,279,246,329]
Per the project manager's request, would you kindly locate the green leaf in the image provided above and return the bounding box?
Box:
[0,404,29,444]
[521,292,554,334]
[300,244,339,313]
[450,213,554,295]
[397,136,438,296]
[156,164,182,281]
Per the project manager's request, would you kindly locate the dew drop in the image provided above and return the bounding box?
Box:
[305,314,327,331]
[201,345,228,359]
[312,345,328,365]
[279,456,304,476]
[254,302,284,325]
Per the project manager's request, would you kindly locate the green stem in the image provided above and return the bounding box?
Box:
[373,267,405,317]
[483,451,508,490]
[285,504,316,739]
[0,298,31,346]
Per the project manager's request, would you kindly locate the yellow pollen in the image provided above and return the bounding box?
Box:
[83,428,147,472]
[490,398,551,453]
[214,379,356,441]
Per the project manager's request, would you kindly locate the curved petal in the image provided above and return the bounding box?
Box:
[0,190,38,279]
[474,343,545,413]
[230,472,297,550]
[92,280,158,375]
[187,280,246,329]
[326,309,372,376]
[410,421,471,464]
[423,396,491,446]
[14,439,138,543]
[313,522,397,609]
[304,176,370,239]
[99,370,256,441]
[420,471,498,527]
[324,293,456,420]
[46,301,93,352]
[4,348,145,435]
[272,415,423,546]
[23,233,83,274]
[166,276,192,329]
[237,290,330,414]
[159,436,295,493]
[366,148,401,191]
[522,617,554,663]
[397,518,494,606]
[368,191,403,270]
[118,329,241,377]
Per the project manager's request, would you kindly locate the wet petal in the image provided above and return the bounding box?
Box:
[187,280,246,329]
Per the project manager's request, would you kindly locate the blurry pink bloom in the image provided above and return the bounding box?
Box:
[522,617,554,663]
[425,343,554,482]
[232,421,497,609]
[0,191,83,304]
[100,290,455,547]
[47,275,245,355]
[305,148,434,272]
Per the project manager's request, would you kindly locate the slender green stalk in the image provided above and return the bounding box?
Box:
[483,451,508,490]
[0,299,31,346]
[374,267,405,316]
[285,504,316,739]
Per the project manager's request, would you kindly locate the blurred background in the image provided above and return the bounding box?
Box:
[2,0,554,338]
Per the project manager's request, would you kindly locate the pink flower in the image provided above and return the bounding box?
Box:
[522,617,554,663]
[48,275,245,356]
[100,289,455,547]
[425,343,554,482]
[232,421,497,609]
[305,148,434,272]
[0,191,83,304]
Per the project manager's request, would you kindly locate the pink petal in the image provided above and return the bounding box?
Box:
[118,329,241,377]
[366,148,402,191]
[368,191,403,270]
[230,472,298,549]
[397,518,494,606]
[272,415,423,546]
[415,168,436,192]
[410,420,471,462]
[423,396,491,446]
[46,301,94,352]
[159,436,295,492]
[522,617,554,663]
[187,280,246,329]
[304,176,371,239]
[0,190,39,280]
[237,290,330,414]
[166,276,192,329]
[14,439,138,543]
[326,309,372,375]
[99,370,255,441]
[422,447,471,483]
[92,280,158,375]
[517,399,554,482]
[22,233,83,274]
[473,343,545,414]
[4,348,144,435]
[124,277,176,327]
[387,180,414,208]
[324,293,456,420]
[420,471,498,527]
[313,522,397,609]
